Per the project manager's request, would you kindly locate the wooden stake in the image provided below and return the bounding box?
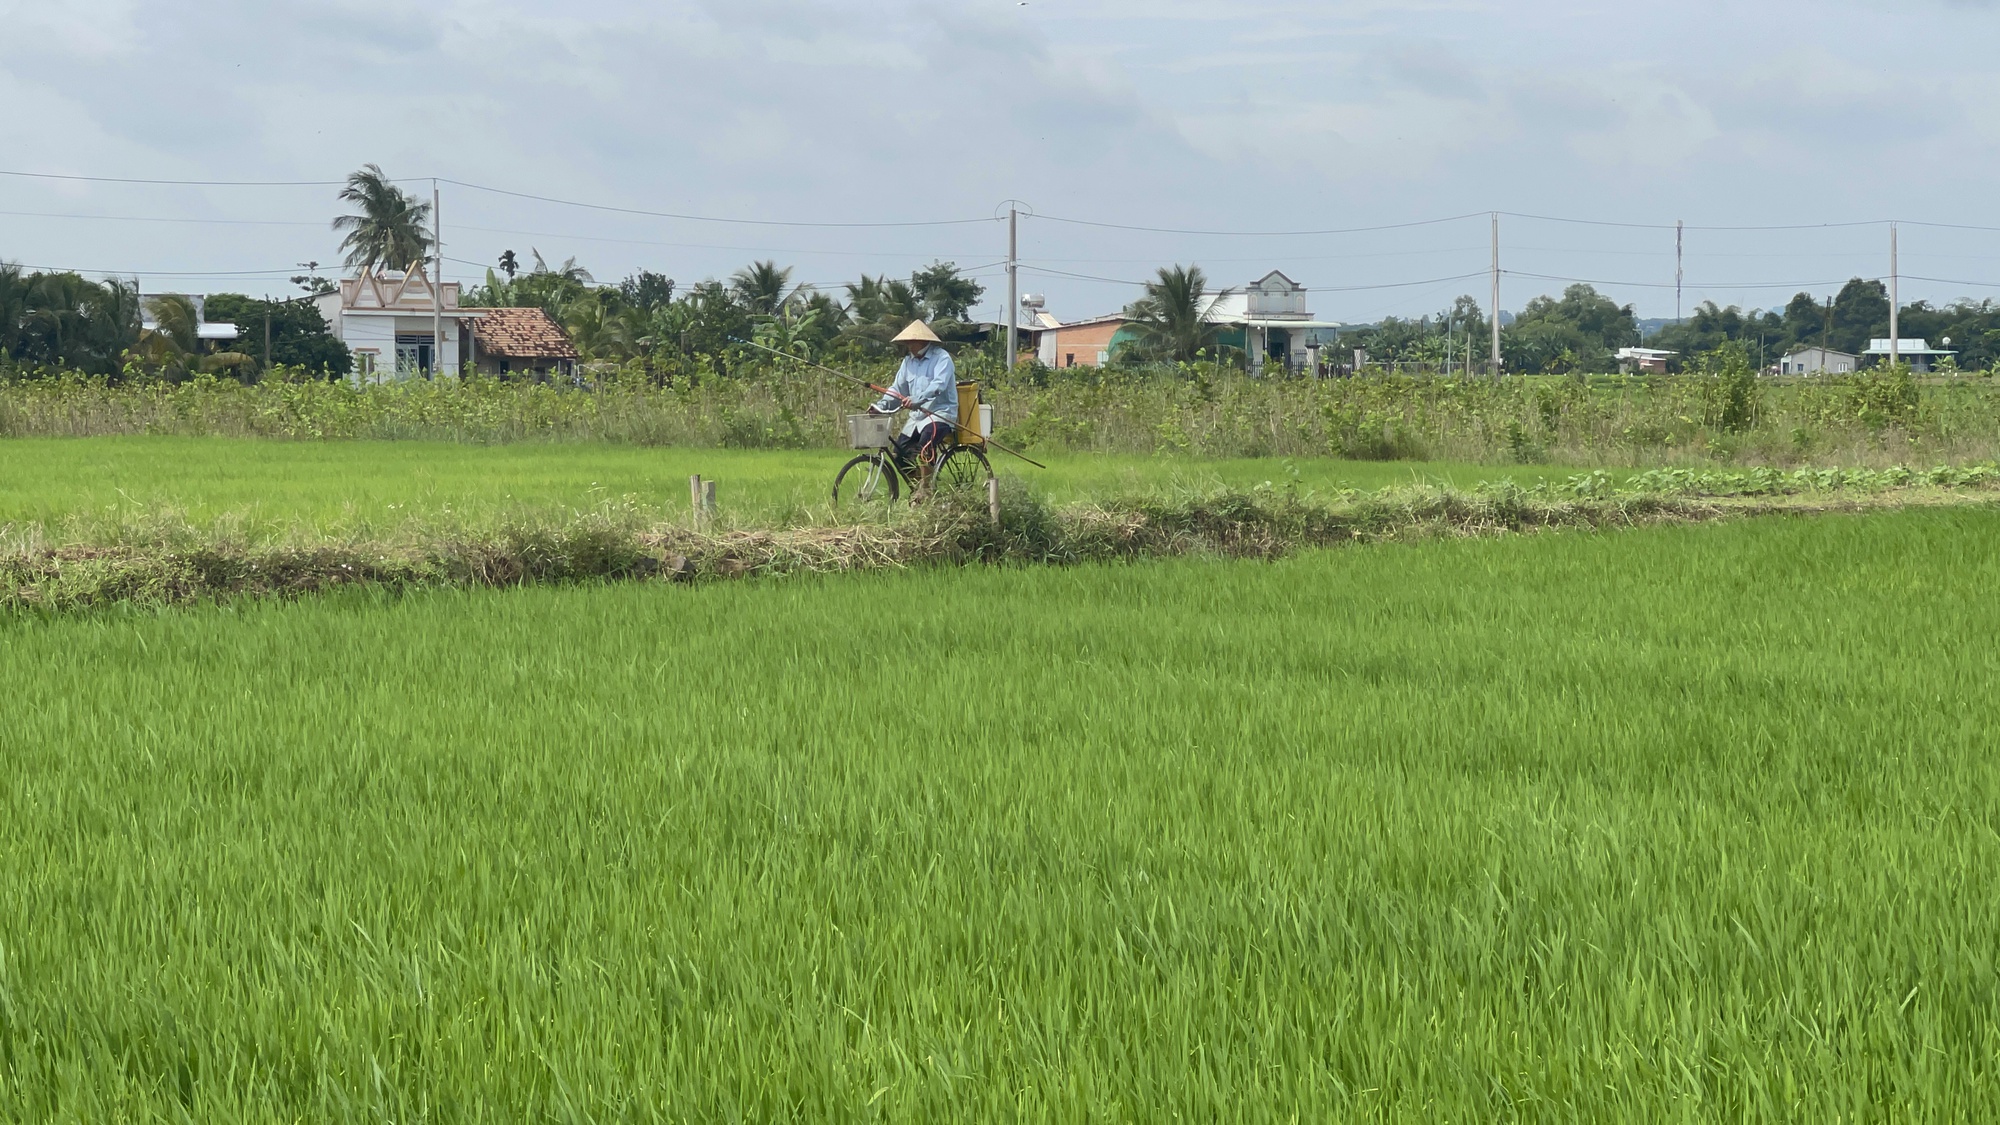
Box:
[987,477,1001,530]
[690,474,704,522]
[703,479,717,515]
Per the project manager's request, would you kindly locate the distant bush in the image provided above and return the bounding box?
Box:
[5,360,2000,468]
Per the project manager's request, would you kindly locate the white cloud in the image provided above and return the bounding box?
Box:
[2,0,2000,318]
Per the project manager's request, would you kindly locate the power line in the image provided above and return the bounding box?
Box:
[6,262,312,278]
[0,169,342,187]
[0,166,999,229]
[1318,271,1490,293]
[1024,246,1488,265]
[1020,263,1490,293]
[0,208,324,227]
[1501,211,1886,232]
[1026,211,1487,237]
[1506,270,1881,291]
[449,223,991,259]
[12,165,2000,235]
[1899,274,2000,289]
[1896,220,2000,234]
[437,178,996,230]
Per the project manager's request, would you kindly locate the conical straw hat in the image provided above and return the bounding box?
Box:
[892,320,941,344]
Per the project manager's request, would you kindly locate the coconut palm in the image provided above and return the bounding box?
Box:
[0,261,28,361]
[730,261,797,317]
[530,249,593,286]
[20,271,103,368]
[332,164,434,273]
[1123,264,1218,362]
[128,292,252,378]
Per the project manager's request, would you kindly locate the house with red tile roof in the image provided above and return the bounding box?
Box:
[465,307,580,379]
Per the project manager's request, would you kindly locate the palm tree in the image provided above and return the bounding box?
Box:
[1123,264,1218,362]
[530,249,593,285]
[730,261,796,317]
[332,164,434,273]
[841,274,923,348]
[21,271,100,368]
[0,261,27,361]
[129,292,251,378]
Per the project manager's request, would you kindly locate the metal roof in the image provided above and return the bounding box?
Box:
[1861,338,1954,355]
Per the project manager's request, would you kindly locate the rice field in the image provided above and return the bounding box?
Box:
[3,506,1996,1120]
[0,436,1615,532]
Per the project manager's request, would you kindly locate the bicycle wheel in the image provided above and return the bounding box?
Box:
[934,445,994,494]
[832,452,901,507]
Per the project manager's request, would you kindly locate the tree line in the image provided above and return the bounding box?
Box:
[0,263,350,378]
[1339,279,2000,375]
[460,254,989,367]
[10,161,2000,379]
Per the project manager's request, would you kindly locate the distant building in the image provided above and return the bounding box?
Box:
[1042,314,1134,368]
[1860,338,1955,372]
[139,293,240,345]
[1207,271,1343,373]
[1778,346,1856,375]
[314,264,479,382]
[1615,346,1677,375]
[1033,271,1344,372]
[467,307,580,379]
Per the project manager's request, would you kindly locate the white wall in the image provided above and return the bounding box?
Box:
[340,314,396,384]
[335,312,474,382]
[313,293,344,339]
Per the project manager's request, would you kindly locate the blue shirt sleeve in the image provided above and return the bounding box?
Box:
[873,358,913,414]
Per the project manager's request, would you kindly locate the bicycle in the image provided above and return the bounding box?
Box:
[832,397,993,507]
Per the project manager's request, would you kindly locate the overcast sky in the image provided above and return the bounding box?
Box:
[4,0,1999,323]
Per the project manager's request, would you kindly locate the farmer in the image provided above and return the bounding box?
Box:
[869,320,958,476]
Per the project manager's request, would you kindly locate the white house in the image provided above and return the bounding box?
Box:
[1022,271,1343,371]
[1778,346,1857,375]
[139,294,240,344]
[313,264,481,382]
[1615,346,1677,374]
[1860,338,1955,372]
[1206,271,1343,372]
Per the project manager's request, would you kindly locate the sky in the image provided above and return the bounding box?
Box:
[4,0,2000,325]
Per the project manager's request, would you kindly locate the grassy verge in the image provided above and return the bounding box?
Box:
[6,466,1997,610]
[3,510,1996,1117]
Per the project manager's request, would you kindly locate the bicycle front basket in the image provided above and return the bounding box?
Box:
[846,413,895,449]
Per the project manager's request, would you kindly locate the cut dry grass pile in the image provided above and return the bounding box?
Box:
[5,468,1997,610]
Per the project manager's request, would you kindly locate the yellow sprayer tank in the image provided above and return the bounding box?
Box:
[955,382,990,446]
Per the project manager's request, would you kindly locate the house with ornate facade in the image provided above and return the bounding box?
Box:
[313,264,479,382]
[1028,270,1344,372]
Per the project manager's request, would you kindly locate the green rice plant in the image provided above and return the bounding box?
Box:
[0,510,1997,1119]
[0,436,1626,537]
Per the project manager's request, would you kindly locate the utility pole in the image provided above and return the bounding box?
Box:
[1824,295,1832,356]
[1489,212,1501,377]
[1006,203,1018,370]
[1889,221,1899,370]
[433,179,444,378]
[264,311,272,374]
[1675,220,1684,322]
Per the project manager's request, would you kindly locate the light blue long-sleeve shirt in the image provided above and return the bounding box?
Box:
[873,344,958,436]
